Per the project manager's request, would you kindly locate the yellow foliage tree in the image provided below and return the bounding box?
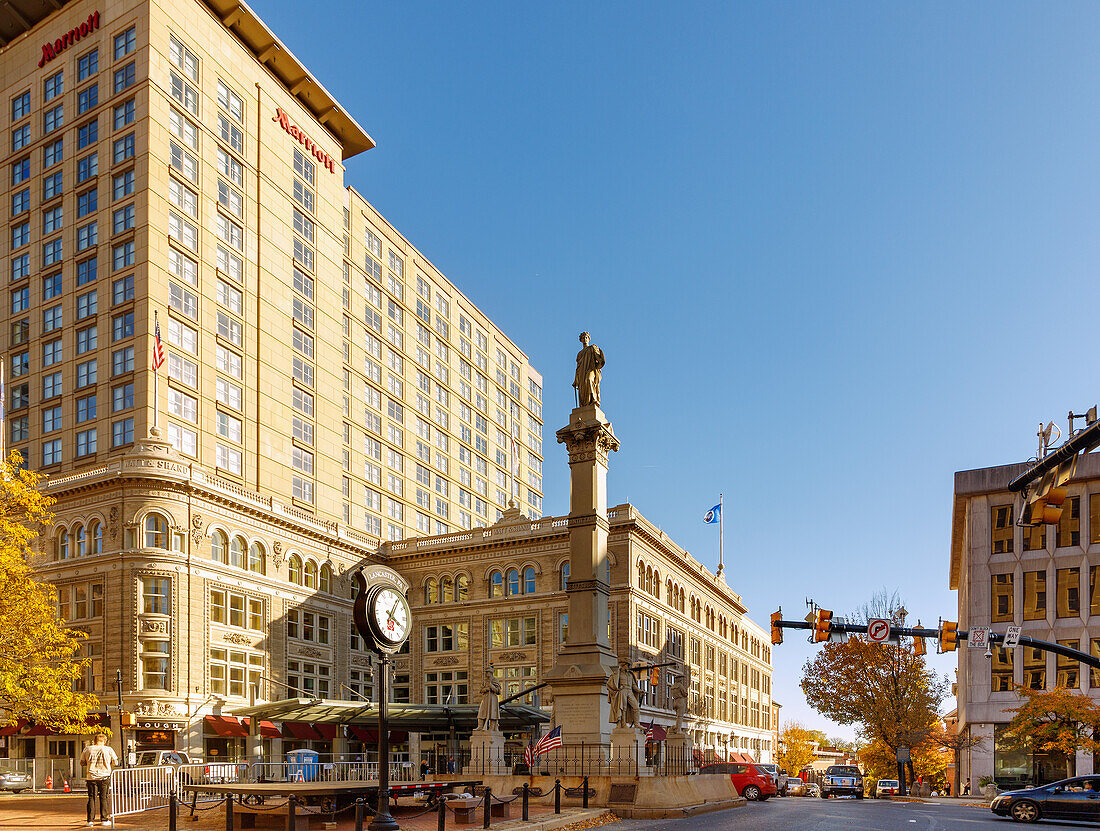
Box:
[859,737,949,785]
[778,721,819,775]
[0,453,98,732]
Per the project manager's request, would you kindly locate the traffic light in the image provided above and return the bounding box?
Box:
[1021,459,1076,526]
[939,620,958,652]
[118,711,136,728]
[812,609,832,643]
[771,610,783,645]
[913,636,926,656]
[649,666,660,686]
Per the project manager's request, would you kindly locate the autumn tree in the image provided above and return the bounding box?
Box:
[801,634,947,793]
[1001,685,1100,779]
[859,737,949,785]
[930,722,983,797]
[778,721,818,775]
[0,453,97,732]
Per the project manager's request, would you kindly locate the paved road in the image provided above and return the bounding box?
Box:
[612,795,1070,830]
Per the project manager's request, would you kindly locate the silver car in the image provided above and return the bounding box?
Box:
[0,769,32,793]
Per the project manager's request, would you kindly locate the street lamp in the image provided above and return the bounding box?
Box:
[115,669,126,768]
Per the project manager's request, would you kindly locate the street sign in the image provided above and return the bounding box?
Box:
[968,627,991,649]
[867,618,891,643]
[897,746,910,763]
[829,616,848,643]
[1003,626,1021,649]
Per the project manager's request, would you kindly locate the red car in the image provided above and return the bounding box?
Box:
[699,762,778,801]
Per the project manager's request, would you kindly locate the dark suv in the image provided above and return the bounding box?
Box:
[821,765,864,799]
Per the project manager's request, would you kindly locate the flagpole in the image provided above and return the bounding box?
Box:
[0,359,6,461]
[152,310,160,435]
[718,492,724,577]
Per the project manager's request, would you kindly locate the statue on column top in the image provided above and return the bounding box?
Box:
[573,332,605,408]
[476,667,502,731]
[670,668,690,735]
[606,657,641,728]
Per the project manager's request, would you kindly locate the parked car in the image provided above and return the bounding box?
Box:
[136,750,199,767]
[821,765,864,799]
[804,782,821,798]
[875,779,900,798]
[699,762,778,801]
[134,750,238,786]
[756,764,789,795]
[991,776,1100,823]
[785,779,806,796]
[0,769,32,793]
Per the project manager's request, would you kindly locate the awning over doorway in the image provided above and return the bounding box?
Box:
[282,721,323,741]
[204,715,249,738]
[240,718,280,738]
[313,724,337,741]
[0,719,28,736]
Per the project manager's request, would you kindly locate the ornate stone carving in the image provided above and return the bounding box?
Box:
[140,619,169,634]
[222,632,253,646]
[350,656,373,669]
[433,656,462,667]
[135,700,184,717]
[272,542,285,569]
[191,515,205,544]
[108,507,119,542]
[497,651,529,663]
[295,646,324,659]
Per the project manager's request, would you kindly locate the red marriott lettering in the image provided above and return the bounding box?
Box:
[39,12,100,68]
[272,108,337,173]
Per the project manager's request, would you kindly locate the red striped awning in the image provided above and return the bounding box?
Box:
[313,724,337,741]
[347,725,374,742]
[240,718,281,738]
[281,722,322,741]
[204,715,248,738]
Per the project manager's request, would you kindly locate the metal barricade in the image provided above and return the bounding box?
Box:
[110,765,177,817]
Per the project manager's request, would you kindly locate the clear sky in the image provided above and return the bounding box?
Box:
[252,0,1100,739]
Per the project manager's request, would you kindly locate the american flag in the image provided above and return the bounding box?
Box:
[643,722,654,741]
[151,315,165,371]
[523,743,534,768]
[533,725,562,755]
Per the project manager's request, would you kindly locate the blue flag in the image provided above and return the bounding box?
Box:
[704,504,721,524]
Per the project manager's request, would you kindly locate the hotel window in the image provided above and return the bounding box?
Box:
[44,104,63,134]
[12,187,29,214]
[76,429,97,457]
[217,180,242,217]
[169,141,198,183]
[112,347,134,375]
[216,147,241,186]
[1057,640,1080,688]
[113,169,135,199]
[114,63,136,93]
[169,108,198,150]
[76,325,97,354]
[77,188,97,217]
[293,239,314,272]
[1057,567,1080,618]
[210,649,262,698]
[286,660,329,698]
[293,149,314,185]
[77,153,98,183]
[168,70,196,114]
[168,352,197,387]
[44,138,63,167]
[166,423,197,456]
[217,312,242,346]
[217,80,243,122]
[426,671,468,705]
[217,246,243,283]
[217,346,242,378]
[113,98,135,129]
[425,623,469,652]
[112,133,134,163]
[43,305,63,332]
[293,179,314,213]
[113,205,135,234]
[990,644,1012,691]
[293,209,315,243]
[112,274,135,304]
[216,443,242,474]
[218,114,243,154]
[141,642,170,690]
[143,576,170,614]
[1058,496,1081,547]
[1024,647,1046,690]
[114,27,135,59]
[1022,523,1046,552]
[217,411,242,443]
[79,49,99,81]
[487,617,536,648]
[77,84,98,114]
[988,505,1013,553]
[12,90,30,120]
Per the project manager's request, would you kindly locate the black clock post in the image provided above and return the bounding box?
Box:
[369,650,398,831]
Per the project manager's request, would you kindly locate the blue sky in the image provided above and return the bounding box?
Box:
[252,0,1100,738]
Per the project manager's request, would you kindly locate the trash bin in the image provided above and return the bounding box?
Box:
[286,749,320,782]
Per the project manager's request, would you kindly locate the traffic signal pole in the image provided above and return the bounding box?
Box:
[772,619,1100,670]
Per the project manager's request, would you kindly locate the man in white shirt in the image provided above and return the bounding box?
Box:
[79,732,118,827]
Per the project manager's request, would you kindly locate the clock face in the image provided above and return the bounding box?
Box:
[372,587,410,644]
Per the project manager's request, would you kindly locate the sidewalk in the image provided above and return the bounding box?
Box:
[0,793,616,831]
[887,795,990,808]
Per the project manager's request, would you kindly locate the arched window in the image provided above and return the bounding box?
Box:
[645,566,653,595]
[249,542,265,574]
[74,524,86,558]
[666,579,673,605]
[145,514,168,549]
[319,563,332,594]
[229,536,246,569]
[457,574,469,601]
[304,560,318,589]
[288,555,302,584]
[490,571,503,598]
[441,576,454,602]
[637,562,645,588]
[653,570,661,600]
[506,568,520,596]
[210,530,228,563]
[523,567,535,594]
[89,521,103,556]
[561,563,571,591]
[426,578,439,604]
[57,529,69,559]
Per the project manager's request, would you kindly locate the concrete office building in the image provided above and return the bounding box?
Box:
[950,453,1100,790]
[0,0,544,782]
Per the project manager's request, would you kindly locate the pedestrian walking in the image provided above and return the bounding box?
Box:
[420,759,429,780]
[447,756,456,774]
[80,733,118,827]
[962,781,970,796]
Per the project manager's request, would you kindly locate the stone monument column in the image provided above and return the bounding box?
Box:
[545,333,620,749]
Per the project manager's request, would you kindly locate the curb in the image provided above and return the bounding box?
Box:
[474,808,611,831]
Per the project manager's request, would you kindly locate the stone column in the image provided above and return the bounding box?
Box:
[545,403,620,748]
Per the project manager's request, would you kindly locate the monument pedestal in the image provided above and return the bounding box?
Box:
[610,726,651,776]
[664,731,695,775]
[465,729,507,775]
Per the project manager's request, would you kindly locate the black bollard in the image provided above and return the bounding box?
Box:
[225,792,234,831]
[169,791,177,831]
[356,797,365,831]
[189,788,199,820]
[554,779,561,814]
[483,786,491,829]
[583,775,589,809]
[288,794,297,829]
[522,783,529,822]
[437,796,446,831]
